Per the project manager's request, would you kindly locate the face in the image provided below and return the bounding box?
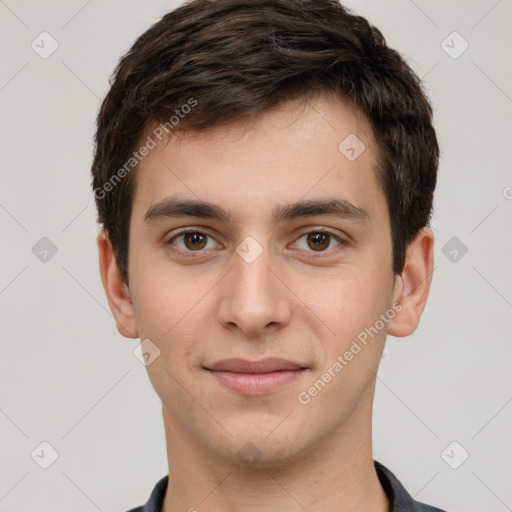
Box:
[114,94,410,467]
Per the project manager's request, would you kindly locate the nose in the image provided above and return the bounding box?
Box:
[217,242,292,337]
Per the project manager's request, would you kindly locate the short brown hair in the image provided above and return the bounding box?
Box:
[91,0,439,284]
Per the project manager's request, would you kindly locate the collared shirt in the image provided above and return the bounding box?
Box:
[127,460,447,512]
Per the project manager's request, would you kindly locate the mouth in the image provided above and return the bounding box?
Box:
[203,358,309,396]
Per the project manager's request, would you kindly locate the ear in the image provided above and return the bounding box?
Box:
[97,229,139,339]
[387,227,435,337]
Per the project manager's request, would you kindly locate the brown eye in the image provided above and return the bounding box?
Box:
[183,232,208,250]
[167,230,216,252]
[306,232,331,251]
[294,230,343,254]
[183,233,206,250]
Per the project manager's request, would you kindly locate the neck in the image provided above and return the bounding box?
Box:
[161,388,389,512]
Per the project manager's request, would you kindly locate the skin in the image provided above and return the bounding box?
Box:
[98,93,434,512]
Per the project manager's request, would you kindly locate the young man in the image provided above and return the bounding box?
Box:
[92,0,445,510]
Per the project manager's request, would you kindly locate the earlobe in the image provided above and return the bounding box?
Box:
[97,229,139,339]
[387,227,435,338]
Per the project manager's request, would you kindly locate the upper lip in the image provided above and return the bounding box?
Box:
[205,358,307,373]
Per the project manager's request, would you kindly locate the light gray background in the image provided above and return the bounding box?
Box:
[1,1,511,511]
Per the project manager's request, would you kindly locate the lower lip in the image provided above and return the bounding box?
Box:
[207,369,306,395]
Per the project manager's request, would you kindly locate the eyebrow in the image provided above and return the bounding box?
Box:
[144,197,370,225]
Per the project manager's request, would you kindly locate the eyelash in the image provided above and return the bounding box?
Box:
[165,227,347,259]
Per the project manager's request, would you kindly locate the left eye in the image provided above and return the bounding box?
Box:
[294,231,342,252]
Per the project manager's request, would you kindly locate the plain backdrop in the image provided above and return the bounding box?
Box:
[1,1,511,511]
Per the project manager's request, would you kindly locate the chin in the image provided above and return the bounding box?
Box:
[210,424,310,470]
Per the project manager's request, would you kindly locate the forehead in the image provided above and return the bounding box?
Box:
[131,94,386,226]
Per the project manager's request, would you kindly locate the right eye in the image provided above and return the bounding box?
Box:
[165,229,220,253]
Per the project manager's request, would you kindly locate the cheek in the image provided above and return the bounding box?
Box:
[130,250,215,334]
[129,261,227,388]
[296,258,392,333]
[132,279,210,401]
[299,268,393,408]
[301,268,394,394]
